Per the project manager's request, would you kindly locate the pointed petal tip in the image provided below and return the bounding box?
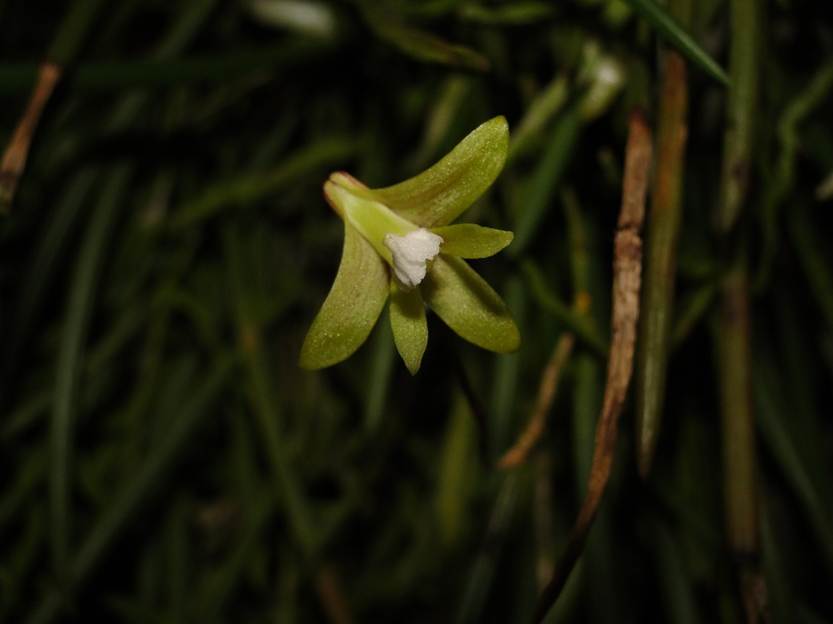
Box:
[497,322,521,353]
[329,171,366,190]
[423,256,521,354]
[300,223,388,370]
[298,339,339,370]
[322,180,344,216]
[298,350,329,371]
[390,281,428,376]
[369,114,511,227]
[430,224,514,259]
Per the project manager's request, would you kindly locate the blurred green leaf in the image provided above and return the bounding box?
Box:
[362,6,489,71]
[171,138,357,228]
[510,104,582,257]
[436,391,477,544]
[246,0,339,38]
[623,0,729,84]
[458,2,555,25]
[50,166,131,575]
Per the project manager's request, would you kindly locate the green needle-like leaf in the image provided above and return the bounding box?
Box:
[362,7,490,72]
[299,223,388,369]
[624,0,729,85]
[389,279,428,375]
[368,116,509,227]
[432,224,513,258]
[422,255,519,353]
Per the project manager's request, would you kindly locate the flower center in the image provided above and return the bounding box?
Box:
[383,228,444,289]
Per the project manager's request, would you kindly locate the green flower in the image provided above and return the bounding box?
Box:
[299,116,519,374]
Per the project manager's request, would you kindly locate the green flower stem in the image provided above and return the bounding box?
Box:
[635,37,690,477]
[716,0,761,234]
[714,1,764,611]
[715,256,758,557]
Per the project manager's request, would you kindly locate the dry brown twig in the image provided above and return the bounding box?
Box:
[0,62,62,211]
[497,293,590,470]
[533,110,653,623]
[315,564,354,624]
[498,333,575,470]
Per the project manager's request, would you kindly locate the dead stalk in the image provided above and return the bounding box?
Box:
[0,62,62,211]
[533,110,653,622]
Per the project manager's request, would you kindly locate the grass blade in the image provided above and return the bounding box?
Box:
[50,166,131,576]
[635,49,689,477]
[623,0,729,85]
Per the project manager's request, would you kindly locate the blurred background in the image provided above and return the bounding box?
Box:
[2,0,833,622]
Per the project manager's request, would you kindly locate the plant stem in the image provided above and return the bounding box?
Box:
[50,166,131,576]
[535,111,652,621]
[714,0,764,618]
[0,0,105,211]
[635,49,689,477]
[716,256,758,555]
[716,0,760,233]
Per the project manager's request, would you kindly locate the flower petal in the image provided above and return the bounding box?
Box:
[324,180,414,262]
[299,222,388,369]
[422,255,519,353]
[431,224,513,258]
[367,116,509,227]
[389,279,428,374]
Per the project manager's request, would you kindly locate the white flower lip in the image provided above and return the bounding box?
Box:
[383,228,444,289]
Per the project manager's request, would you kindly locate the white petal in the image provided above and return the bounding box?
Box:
[383,228,444,289]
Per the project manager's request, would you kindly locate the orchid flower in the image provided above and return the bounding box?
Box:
[299,116,519,374]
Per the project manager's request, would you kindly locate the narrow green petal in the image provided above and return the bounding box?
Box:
[422,255,519,353]
[367,116,509,227]
[432,224,513,258]
[324,180,414,263]
[299,223,388,369]
[389,279,428,375]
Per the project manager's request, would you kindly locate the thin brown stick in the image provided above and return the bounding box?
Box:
[0,62,62,211]
[498,332,575,469]
[533,110,653,623]
[315,564,353,624]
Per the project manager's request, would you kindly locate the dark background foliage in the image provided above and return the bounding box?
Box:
[1,1,832,622]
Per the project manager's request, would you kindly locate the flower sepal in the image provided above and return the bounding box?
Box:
[301,116,519,373]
